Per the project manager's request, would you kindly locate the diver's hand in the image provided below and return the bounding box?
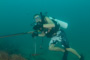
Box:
[38,32,45,37]
[32,31,38,38]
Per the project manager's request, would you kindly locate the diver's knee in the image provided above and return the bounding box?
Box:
[49,47,52,50]
[49,44,55,50]
[66,48,73,51]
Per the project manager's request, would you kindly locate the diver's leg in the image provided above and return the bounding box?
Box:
[59,29,84,60]
[49,44,65,52]
[48,33,65,52]
[59,30,81,59]
[66,48,81,58]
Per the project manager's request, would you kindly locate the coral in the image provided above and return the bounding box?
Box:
[9,54,26,60]
[0,51,27,60]
[0,51,9,60]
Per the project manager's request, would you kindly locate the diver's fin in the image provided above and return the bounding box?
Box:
[80,54,84,60]
[62,51,68,60]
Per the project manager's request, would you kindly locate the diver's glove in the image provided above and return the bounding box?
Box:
[32,31,38,38]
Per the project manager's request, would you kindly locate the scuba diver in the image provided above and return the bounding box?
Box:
[30,12,84,60]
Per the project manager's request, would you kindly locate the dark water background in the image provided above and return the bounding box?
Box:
[0,0,90,60]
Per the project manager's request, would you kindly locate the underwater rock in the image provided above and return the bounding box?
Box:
[9,54,26,60]
[0,51,9,60]
[0,51,27,60]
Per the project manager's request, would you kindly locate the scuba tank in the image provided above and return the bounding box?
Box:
[49,17,68,29]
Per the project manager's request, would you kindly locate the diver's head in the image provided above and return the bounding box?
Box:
[34,14,42,23]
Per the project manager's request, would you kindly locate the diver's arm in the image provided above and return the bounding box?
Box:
[27,31,34,34]
[28,31,45,37]
[38,32,45,37]
[43,17,55,28]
